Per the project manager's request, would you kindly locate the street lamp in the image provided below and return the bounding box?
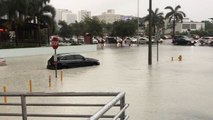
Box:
[148,0,152,65]
[137,0,140,46]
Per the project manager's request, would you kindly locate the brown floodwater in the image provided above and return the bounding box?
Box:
[1,43,213,120]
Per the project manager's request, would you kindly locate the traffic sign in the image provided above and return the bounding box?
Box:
[51,36,59,49]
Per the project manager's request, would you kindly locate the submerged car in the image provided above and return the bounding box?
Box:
[172,36,196,45]
[47,53,100,69]
[0,58,6,66]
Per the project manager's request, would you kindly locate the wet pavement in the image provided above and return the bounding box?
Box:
[0,41,213,120]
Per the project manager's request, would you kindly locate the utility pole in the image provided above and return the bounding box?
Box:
[148,0,152,65]
[137,0,140,46]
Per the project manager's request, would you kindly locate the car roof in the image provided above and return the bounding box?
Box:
[55,53,81,57]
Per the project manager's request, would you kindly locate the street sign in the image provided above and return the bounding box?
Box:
[51,36,59,49]
[51,36,59,78]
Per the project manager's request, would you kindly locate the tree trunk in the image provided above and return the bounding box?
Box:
[38,24,41,47]
[172,19,176,38]
[15,23,18,46]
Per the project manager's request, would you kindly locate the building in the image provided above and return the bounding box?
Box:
[78,10,91,22]
[95,9,121,24]
[95,9,136,24]
[165,18,205,34]
[55,9,77,24]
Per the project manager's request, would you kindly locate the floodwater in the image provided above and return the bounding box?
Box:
[1,41,213,120]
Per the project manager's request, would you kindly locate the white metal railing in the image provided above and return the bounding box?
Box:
[0,92,129,120]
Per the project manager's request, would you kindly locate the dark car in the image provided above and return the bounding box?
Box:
[47,53,100,69]
[172,35,196,45]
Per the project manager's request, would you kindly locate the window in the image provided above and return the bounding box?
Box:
[191,24,196,29]
[62,55,74,60]
[182,24,190,29]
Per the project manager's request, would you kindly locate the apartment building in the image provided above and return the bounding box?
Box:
[55,9,77,24]
[95,9,135,24]
[78,10,91,22]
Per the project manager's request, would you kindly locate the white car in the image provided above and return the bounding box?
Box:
[139,37,149,44]
[199,36,213,45]
[0,58,6,66]
[152,36,163,43]
[125,37,137,44]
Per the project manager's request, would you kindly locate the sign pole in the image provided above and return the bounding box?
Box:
[156,31,159,62]
[54,49,57,78]
[51,36,59,79]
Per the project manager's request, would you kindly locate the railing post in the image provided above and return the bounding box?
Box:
[21,95,27,120]
[120,95,125,120]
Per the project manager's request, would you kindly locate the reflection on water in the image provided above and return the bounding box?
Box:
[1,44,213,120]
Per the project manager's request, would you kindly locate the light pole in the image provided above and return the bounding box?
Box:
[148,0,152,65]
[137,0,140,46]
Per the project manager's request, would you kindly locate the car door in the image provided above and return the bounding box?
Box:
[60,55,75,68]
[73,55,86,67]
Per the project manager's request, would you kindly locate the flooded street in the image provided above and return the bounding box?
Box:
[1,42,213,120]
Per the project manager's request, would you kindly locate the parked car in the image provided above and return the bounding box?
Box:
[47,53,100,69]
[92,37,99,44]
[172,35,196,45]
[105,37,117,44]
[199,36,213,45]
[138,37,149,44]
[152,36,163,43]
[124,37,137,44]
[209,40,213,46]
[0,58,6,66]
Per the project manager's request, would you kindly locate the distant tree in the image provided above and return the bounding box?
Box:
[84,17,103,36]
[58,21,72,38]
[112,19,137,39]
[71,21,85,37]
[145,8,164,35]
[202,20,213,35]
[165,5,186,37]
[101,22,113,36]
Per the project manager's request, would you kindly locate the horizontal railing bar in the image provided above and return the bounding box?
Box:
[0,113,114,118]
[0,92,128,119]
[0,92,119,97]
[0,103,120,107]
[0,113,21,116]
[90,92,125,120]
[113,104,129,120]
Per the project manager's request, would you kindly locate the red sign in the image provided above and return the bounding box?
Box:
[51,36,59,49]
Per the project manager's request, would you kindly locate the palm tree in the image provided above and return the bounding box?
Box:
[0,0,55,46]
[0,0,24,46]
[145,8,164,35]
[27,0,56,46]
[165,5,186,37]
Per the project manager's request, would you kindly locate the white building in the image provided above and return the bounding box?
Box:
[55,9,77,24]
[95,9,121,24]
[95,9,136,24]
[78,10,91,22]
[165,18,205,34]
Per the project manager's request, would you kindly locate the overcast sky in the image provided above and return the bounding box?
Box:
[50,0,213,22]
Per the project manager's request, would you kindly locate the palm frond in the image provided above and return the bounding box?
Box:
[164,6,174,11]
[175,5,181,11]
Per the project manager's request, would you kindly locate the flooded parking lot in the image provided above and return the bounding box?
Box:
[1,43,213,120]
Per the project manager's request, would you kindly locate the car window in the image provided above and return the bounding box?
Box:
[74,55,84,60]
[61,55,74,60]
